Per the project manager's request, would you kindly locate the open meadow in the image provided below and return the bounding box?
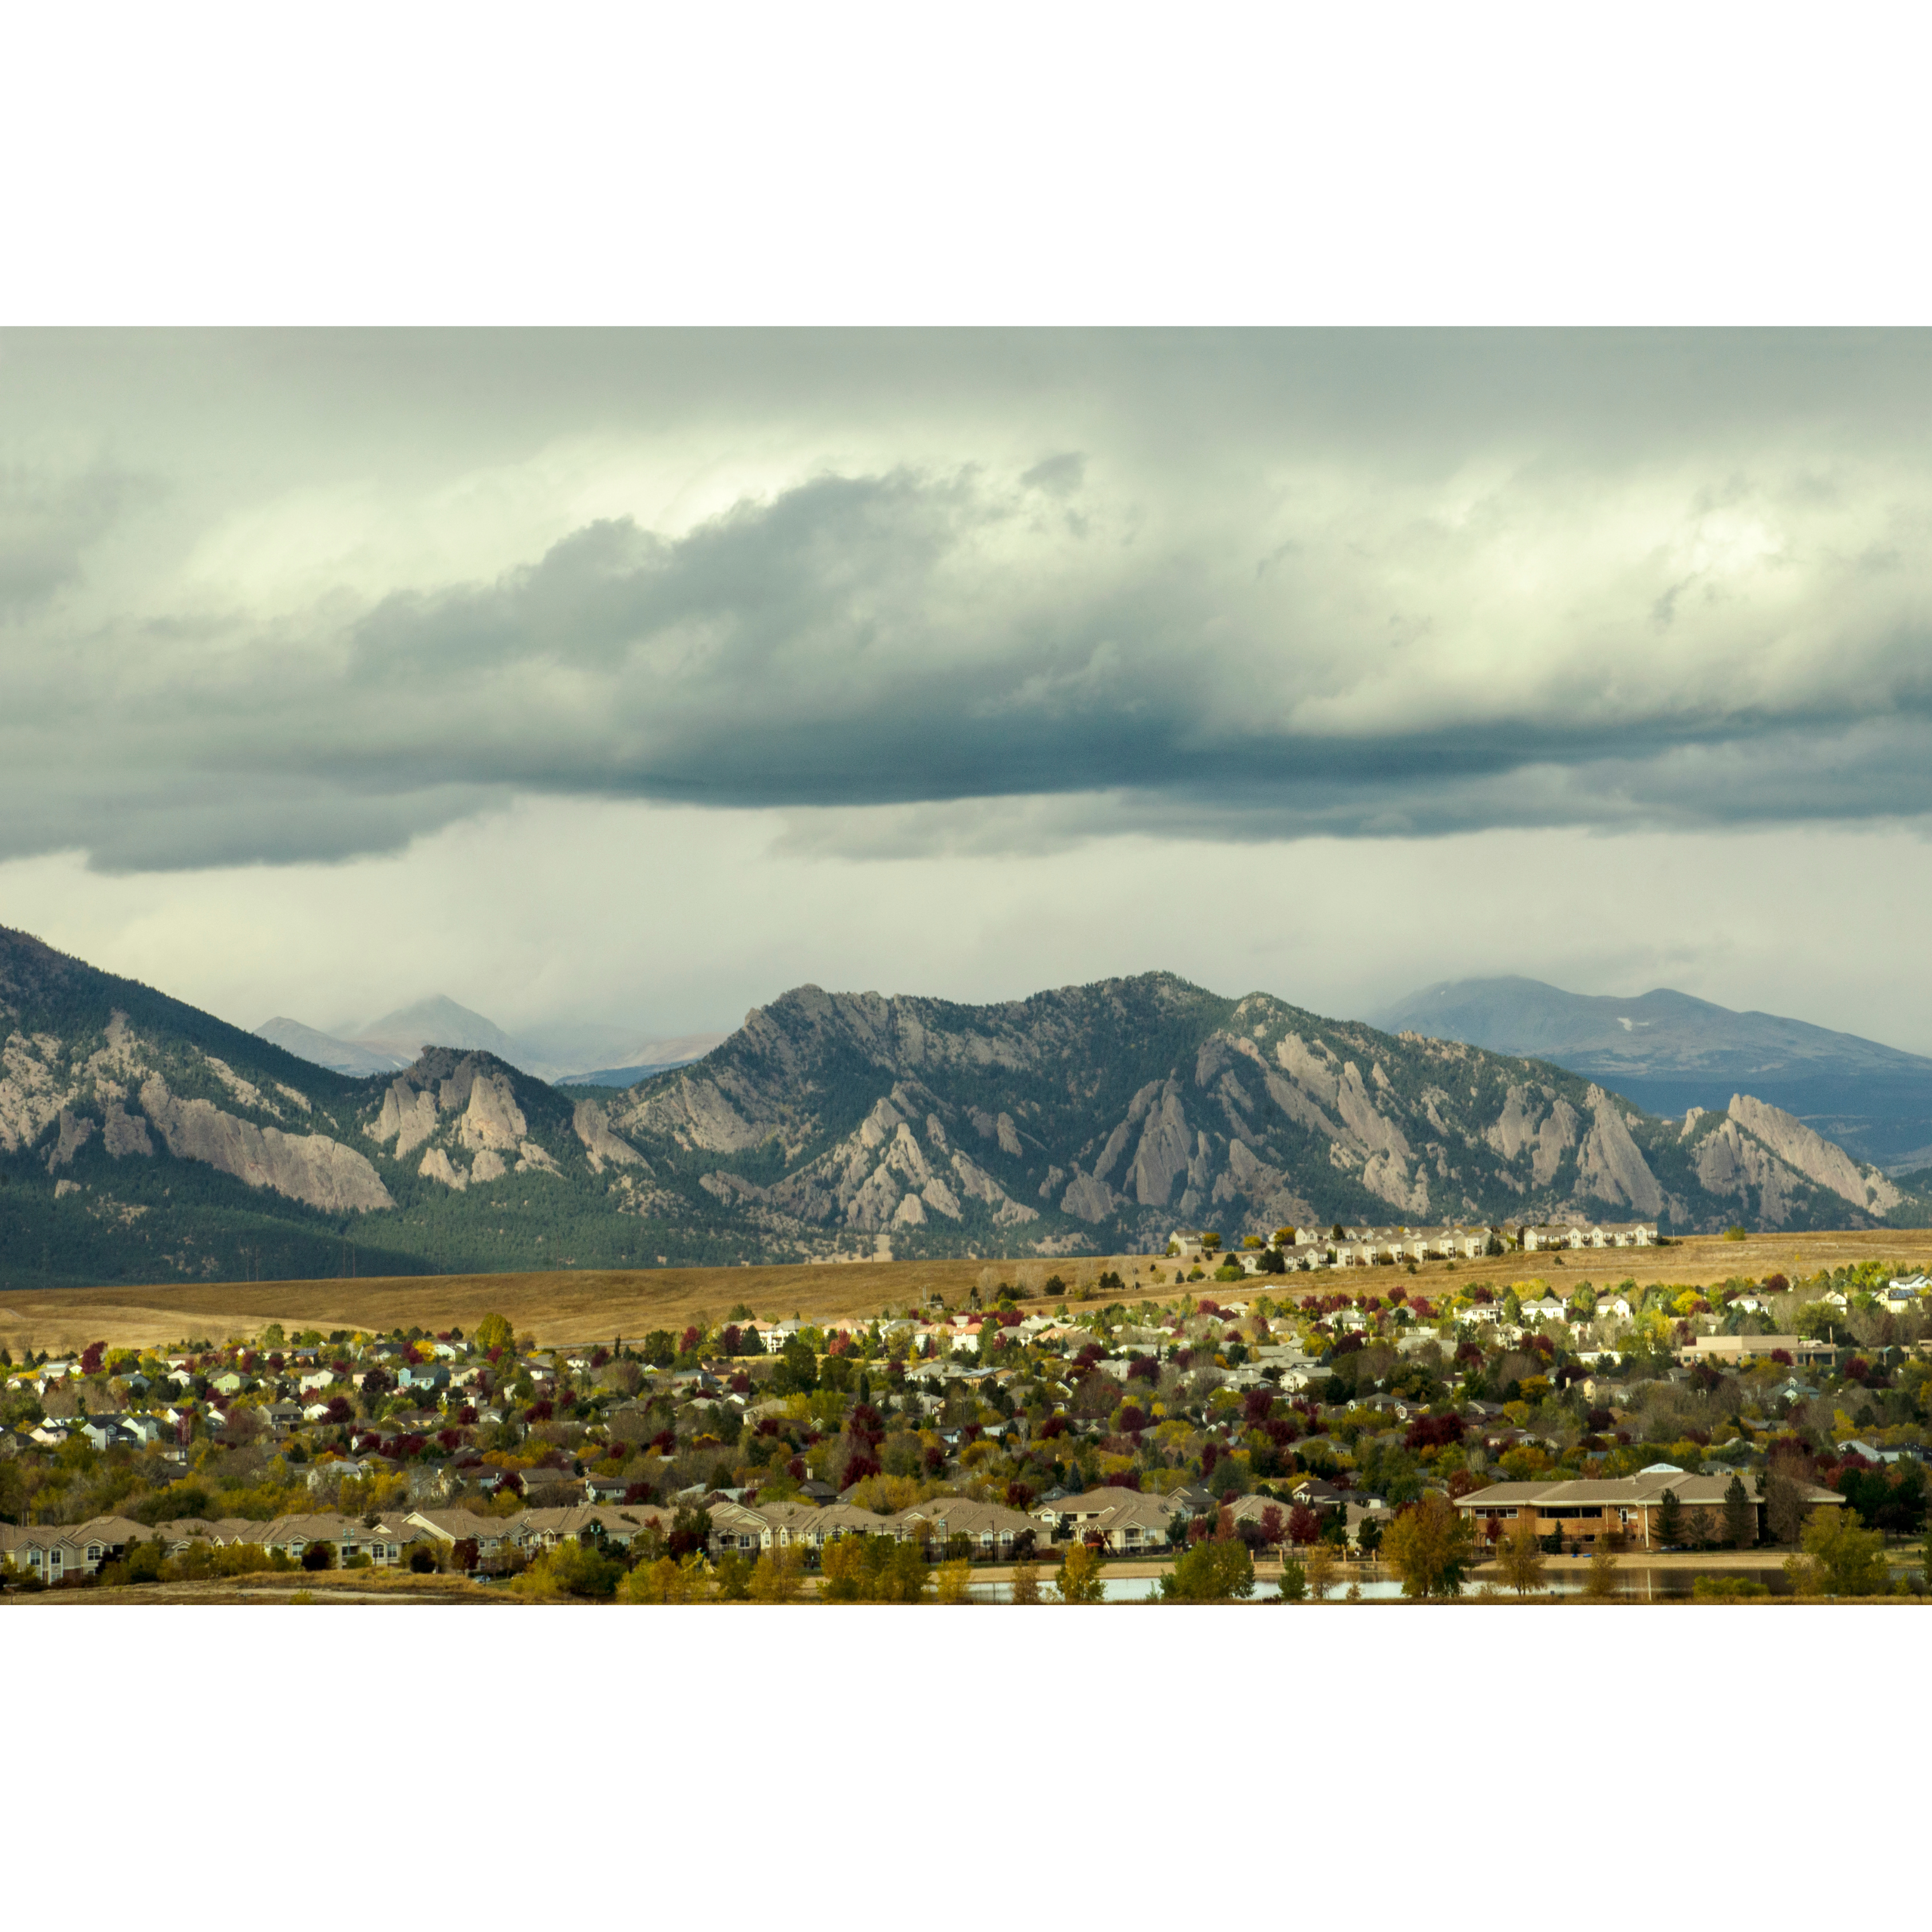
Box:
[0,1227,1922,1354]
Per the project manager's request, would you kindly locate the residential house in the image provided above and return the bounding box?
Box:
[897,1498,1039,1556]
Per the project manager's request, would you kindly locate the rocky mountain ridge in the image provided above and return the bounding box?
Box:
[612,976,1921,1257]
[1380,974,1932,1168]
[1,927,1926,1288]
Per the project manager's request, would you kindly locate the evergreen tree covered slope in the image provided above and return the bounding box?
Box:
[1,928,1925,1287]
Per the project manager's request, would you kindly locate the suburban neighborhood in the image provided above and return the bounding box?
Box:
[2,1226,1928,1603]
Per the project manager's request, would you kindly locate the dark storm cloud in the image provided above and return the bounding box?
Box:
[4,330,1932,870]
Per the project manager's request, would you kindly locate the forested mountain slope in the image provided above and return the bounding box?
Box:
[2,929,1925,1289]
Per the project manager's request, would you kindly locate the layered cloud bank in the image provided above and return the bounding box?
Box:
[4,329,1932,873]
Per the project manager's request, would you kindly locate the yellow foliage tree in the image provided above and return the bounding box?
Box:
[1381,1494,1477,1599]
[1053,1542,1107,1603]
[935,1558,974,1603]
[747,1544,805,1603]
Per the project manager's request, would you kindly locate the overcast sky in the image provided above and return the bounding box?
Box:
[6,329,1932,1053]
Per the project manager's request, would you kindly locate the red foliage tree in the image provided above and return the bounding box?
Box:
[1287,1503,1320,1545]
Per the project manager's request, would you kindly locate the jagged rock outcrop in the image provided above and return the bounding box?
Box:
[139,1074,394,1213]
[1725,1093,1900,1215]
[1576,1086,1665,1215]
[572,1097,649,1175]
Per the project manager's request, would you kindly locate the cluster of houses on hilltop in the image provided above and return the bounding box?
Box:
[1171,1219,1660,1270]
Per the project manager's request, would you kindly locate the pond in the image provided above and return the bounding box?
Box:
[965,1564,1797,1602]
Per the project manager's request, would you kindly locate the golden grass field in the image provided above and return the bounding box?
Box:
[1,1227,1925,1354]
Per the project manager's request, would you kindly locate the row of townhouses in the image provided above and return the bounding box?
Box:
[1172,1220,1660,1269]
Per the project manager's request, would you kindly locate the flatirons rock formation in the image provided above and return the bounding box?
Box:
[1,926,1925,1289]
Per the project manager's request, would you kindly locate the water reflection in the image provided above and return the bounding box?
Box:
[966,1565,1796,1602]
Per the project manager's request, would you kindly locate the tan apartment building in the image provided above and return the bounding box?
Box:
[1454,1469,1843,1550]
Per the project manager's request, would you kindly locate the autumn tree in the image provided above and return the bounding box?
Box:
[747,1544,805,1603]
[1581,1546,1620,1600]
[1053,1542,1107,1603]
[935,1558,974,1603]
[1010,1560,1041,1605]
[1303,1543,1341,1601]
[474,1313,514,1355]
[1381,1494,1476,1600]
[1496,1518,1547,1598]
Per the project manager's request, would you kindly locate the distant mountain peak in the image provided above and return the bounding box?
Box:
[1377,975,1932,1168]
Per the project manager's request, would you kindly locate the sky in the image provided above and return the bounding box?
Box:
[6,329,1932,1054]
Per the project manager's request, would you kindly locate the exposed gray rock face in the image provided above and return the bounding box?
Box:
[1129,1084,1193,1206]
[1060,1171,1120,1222]
[0,1031,65,1154]
[373,1080,440,1157]
[418,1147,466,1190]
[1726,1093,1900,1214]
[139,1074,394,1212]
[102,1100,153,1159]
[572,1098,647,1174]
[460,1072,527,1152]
[1693,1119,1802,1225]
[45,1107,94,1171]
[1576,1087,1665,1215]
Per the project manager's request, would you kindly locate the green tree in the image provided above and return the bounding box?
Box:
[1722,1472,1755,1549]
[771,1334,818,1396]
[1159,1537,1255,1602]
[474,1313,515,1354]
[1654,1488,1684,1546]
[516,1538,622,1599]
[1275,1556,1307,1601]
[1381,1494,1476,1599]
[1787,1508,1889,1597]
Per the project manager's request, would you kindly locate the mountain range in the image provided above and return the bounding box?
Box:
[2,922,1928,1290]
[1377,977,1932,1171]
[254,997,724,1086]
